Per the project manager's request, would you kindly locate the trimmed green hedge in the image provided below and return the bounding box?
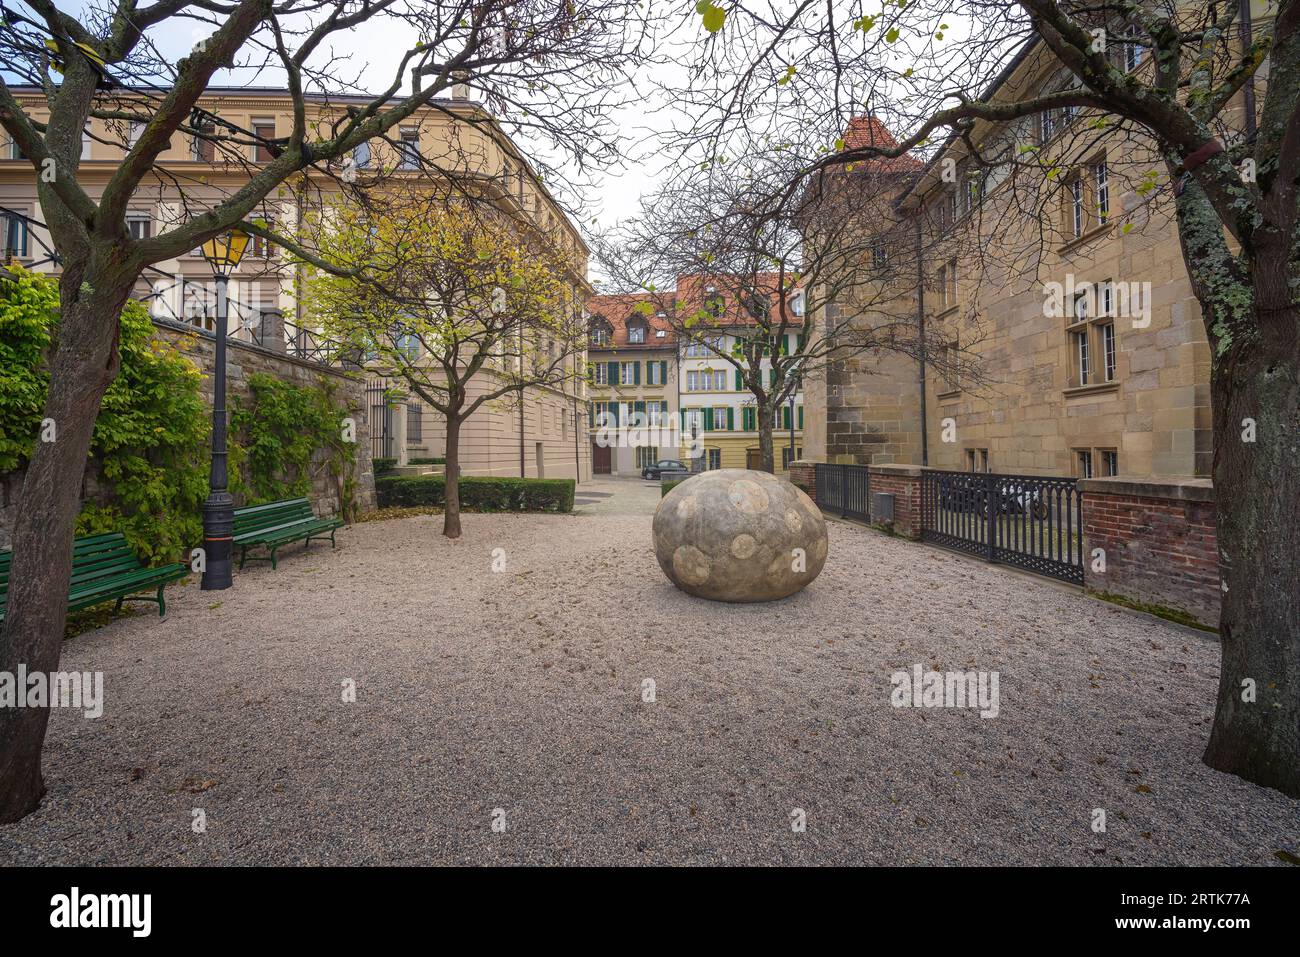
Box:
[373,457,397,475]
[661,479,686,496]
[376,475,575,513]
[409,456,446,465]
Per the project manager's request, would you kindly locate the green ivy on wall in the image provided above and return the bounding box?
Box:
[0,266,209,562]
[230,372,360,520]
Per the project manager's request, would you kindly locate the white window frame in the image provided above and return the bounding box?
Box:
[619,361,637,385]
[126,212,152,241]
[1071,178,1085,237]
[593,363,608,385]
[398,128,420,170]
[1095,161,1110,222]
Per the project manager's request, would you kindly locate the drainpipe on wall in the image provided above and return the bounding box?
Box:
[915,212,928,466]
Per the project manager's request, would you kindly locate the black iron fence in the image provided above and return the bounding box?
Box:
[367,378,394,459]
[813,463,870,522]
[920,469,1083,584]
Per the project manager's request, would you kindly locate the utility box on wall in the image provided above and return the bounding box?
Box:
[872,491,895,523]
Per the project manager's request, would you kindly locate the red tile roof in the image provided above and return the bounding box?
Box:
[840,115,923,175]
[587,293,677,349]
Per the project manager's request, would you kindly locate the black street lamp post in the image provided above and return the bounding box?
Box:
[199,229,249,591]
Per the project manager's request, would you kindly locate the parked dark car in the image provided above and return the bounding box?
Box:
[642,459,687,480]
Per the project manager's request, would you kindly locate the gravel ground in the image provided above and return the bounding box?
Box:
[1,487,1297,866]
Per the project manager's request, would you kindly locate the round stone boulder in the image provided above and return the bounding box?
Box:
[652,468,828,602]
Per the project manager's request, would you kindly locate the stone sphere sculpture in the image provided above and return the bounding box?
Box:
[652,469,828,602]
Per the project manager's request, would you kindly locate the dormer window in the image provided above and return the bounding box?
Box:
[589,319,612,346]
[627,318,647,344]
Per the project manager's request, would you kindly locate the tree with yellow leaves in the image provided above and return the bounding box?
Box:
[300,196,585,538]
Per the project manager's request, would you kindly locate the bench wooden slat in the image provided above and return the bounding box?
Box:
[0,532,187,621]
[232,498,341,570]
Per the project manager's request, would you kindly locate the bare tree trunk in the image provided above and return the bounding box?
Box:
[757,404,775,473]
[1202,308,1300,797]
[442,414,463,539]
[0,272,130,823]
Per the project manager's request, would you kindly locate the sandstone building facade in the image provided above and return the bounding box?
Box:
[0,85,591,484]
[803,25,1250,481]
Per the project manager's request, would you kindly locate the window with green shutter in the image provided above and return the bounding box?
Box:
[607,360,619,386]
[726,407,734,431]
[782,405,792,429]
[742,407,755,431]
[734,369,743,392]
[797,405,804,429]
[703,407,714,431]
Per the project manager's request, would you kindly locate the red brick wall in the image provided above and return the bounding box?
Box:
[868,466,922,539]
[788,461,816,499]
[1079,478,1219,629]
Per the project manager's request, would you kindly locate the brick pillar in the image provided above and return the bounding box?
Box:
[1079,477,1220,629]
[788,460,816,498]
[867,464,923,539]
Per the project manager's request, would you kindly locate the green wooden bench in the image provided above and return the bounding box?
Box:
[233,497,343,570]
[0,532,189,622]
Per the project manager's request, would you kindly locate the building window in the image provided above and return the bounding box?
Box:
[781,446,802,469]
[1070,178,1085,238]
[81,127,92,160]
[636,446,657,468]
[192,122,216,161]
[593,363,608,385]
[703,288,725,318]
[126,213,152,240]
[936,264,948,309]
[1100,320,1117,381]
[10,137,27,160]
[872,239,888,269]
[2,210,29,259]
[1123,25,1146,71]
[253,120,277,162]
[251,221,275,258]
[354,140,371,169]
[965,448,989,472]
[1067,282,1119,388]
[627,319,647,344]
[711,407,728,431]
[128,122,144,148]
[647,361,664,386]
[398,128,420,170]
[1076,449,1094,478]
[707,448,722,470]
[1100,449,1119,476]
[619,361,638,385]
[1095,162,1109,222]
[683,408,702,435]
[1039,109,1056,144]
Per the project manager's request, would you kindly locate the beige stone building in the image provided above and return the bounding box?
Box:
[0,85,591,483]
[804,21,1262,481]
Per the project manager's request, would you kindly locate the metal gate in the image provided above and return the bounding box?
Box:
[366,378,393,459]
[920,470,1083,584]
[813,463,870,522]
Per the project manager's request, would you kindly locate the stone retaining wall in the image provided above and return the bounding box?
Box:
[0,319,376,550]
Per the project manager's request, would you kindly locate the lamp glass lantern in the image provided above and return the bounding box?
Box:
[200,228,250,277]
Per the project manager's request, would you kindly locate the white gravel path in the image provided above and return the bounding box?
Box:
[1,490,1297,865]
